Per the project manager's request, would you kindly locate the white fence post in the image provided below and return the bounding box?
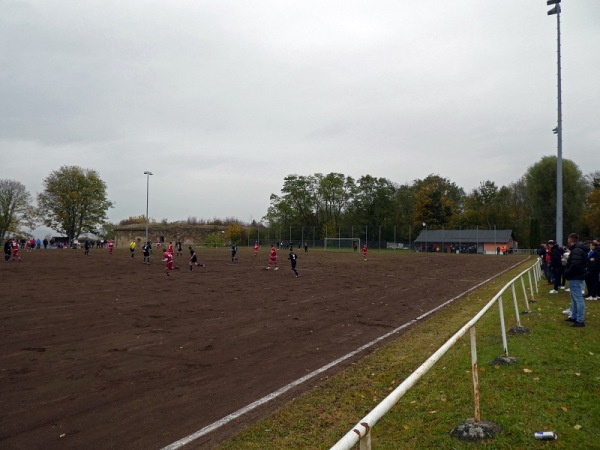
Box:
[470,326,481,423]
[359,428,371,450]
[511,284,521,327]
[498,296,508,357]
[527,270,535,302]
[520,277,530,312]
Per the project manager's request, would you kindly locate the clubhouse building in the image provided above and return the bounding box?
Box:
[414,229,517,254]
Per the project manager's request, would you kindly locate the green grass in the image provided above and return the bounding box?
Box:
[216,263,600,449]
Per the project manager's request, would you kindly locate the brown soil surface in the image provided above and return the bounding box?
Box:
[0,247,526,449]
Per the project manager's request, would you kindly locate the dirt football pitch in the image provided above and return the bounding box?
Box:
[1,247,527,449]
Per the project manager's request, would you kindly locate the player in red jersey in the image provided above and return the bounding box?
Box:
[253,241,259,257]
[11,239,21,261]
[107,240,114,255]
[362,244,368,261]
[167,242,174,254]
[163,250,180,277]
[266,244,278,270]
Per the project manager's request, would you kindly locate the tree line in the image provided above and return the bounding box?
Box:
[0,166,113,242]
[2,157,598,247]
[263,156,599,248]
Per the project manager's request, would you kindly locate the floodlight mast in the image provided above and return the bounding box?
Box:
[547,0,563,245]
[144,171,153,245]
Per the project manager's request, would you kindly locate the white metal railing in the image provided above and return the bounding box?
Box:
[330,260,541,450]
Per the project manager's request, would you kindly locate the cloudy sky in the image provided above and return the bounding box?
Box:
[1,0,598,235]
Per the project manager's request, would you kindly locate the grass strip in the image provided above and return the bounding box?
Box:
[217,262,600,449]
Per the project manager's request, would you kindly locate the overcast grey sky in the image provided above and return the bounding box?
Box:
[1,0,598,235]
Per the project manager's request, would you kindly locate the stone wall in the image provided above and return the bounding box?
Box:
[114,224,231,248]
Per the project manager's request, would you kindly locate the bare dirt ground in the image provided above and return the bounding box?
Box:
[0,247,526,449]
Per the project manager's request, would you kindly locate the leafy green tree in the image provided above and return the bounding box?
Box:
[204,232,224,247]
[524,156,589,242]
[349,175,396,228]
[463,181,500,229]
[0,179,37,241]
[391,184,415,241]
[280,175,318,225]
[37,166,114,240]
[315,173,354,228]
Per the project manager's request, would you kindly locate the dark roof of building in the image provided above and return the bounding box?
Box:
[414,229,513,244]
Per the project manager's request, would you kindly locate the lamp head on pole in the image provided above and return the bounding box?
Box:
[547,0,561,15]
[144,171,153,176]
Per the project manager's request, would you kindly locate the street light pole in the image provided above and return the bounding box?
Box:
[144,171,153,245]
[548,0,563,245]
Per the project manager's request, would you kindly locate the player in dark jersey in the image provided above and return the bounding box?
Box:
[288,248,299,277]
[142,242,151,264]
[189,246,205,271]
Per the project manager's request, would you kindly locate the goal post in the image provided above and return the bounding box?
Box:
[324,238,360,251]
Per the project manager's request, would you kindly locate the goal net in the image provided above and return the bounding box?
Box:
[324,238,360,251]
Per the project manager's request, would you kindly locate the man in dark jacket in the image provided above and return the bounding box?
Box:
[548,240,564,294]
[564,233,589,327]
[3,240,11,262]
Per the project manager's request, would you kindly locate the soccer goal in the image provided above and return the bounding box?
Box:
[324,238,360,251]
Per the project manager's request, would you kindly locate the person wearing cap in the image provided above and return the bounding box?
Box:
[585,240,600,300]
[548,240,564,294]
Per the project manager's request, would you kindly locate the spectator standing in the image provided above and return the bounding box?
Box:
[548,240,564,294]
[564,233,589,328]
[585,240,599,300]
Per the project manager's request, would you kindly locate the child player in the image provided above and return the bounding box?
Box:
[253,241,259,257]
[129,240,136,259]
[362,244,368,261]
[230,244,238,263]
[11,239,21,261]
[288,247,299,277]
[267,244,278,270]
[163,250,179,277]
[107,240,114,255]
[142,241,151,264]
[189,246,205,271]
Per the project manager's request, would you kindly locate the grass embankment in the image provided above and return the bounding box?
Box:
[216,262,600,449]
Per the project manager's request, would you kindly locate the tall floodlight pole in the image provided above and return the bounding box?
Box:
[144,171,153,245]
[548,0,562,245]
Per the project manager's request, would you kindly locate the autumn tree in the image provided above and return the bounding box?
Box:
[0,179,37,241]
[38,166,114,240]
[583,171,600,237]
[225,223,243,245]
[412,175,464,229]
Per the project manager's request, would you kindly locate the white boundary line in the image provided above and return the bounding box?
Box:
[161,259,526,450]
